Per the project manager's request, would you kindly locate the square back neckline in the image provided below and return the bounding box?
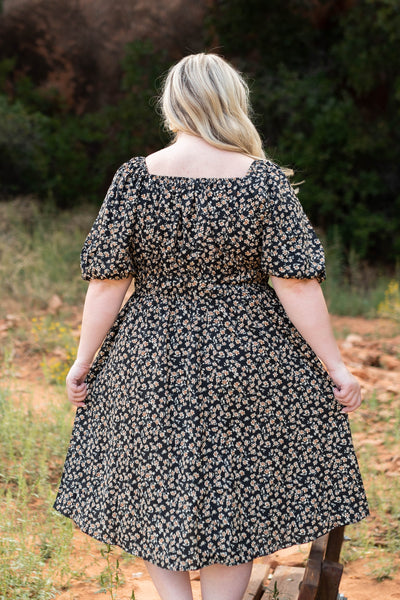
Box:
[141,156,260,182]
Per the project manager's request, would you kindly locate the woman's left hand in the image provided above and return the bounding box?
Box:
[66,360,91,408]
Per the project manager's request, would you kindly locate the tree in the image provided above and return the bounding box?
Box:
[207,0,400,263]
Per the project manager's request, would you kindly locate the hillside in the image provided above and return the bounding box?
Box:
[1,0,206,110]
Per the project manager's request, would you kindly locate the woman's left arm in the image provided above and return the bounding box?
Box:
[270,276,361,413]
[66,277,133,408]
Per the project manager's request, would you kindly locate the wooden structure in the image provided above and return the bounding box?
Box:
[244,526,346,600]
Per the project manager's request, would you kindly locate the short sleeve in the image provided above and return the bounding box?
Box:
[261,164,326,282]
[80,162,136,281]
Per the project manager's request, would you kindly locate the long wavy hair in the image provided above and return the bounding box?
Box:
[159,53,266,160]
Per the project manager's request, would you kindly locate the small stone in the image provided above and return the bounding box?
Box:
[379,355,400,371]
[48,294,63,313]
[342,333,363,348]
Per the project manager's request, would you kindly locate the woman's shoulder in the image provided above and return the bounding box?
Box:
[251,158,292,189]
[120,156,146,174]
[107,157,147,186]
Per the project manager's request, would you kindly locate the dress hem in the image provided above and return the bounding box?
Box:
[53,504,370,572]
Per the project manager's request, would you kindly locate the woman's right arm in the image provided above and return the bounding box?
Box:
[270,275,361,413]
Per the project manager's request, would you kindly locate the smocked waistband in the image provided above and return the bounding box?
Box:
[133,275,268,297]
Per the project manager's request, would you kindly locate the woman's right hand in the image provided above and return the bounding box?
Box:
[66,360,91,408]
[328,363,362,413]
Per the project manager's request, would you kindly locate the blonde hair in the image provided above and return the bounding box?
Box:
[160,53,265,160]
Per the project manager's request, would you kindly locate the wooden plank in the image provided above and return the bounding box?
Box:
[243,563,270,600]
[297,533,329,600]
[317,560,343,600]
[308,534,329,562]
[262,565,304,600]
[325,526,345,563]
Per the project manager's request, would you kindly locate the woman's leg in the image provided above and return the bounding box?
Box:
[200,560,253,600]
[143,560,194,600]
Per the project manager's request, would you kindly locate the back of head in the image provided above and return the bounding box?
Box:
[160,53,265,159]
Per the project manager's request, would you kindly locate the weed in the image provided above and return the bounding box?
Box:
[322,237,391,317]
[378,280,400,322]
[0,198,93,315]
[0,380,77,599]
[98,543,136,599]
[370,554,398,582]
[264,580,281,600]
[341,387,400,576]
[31,315,77,384]
[0,199,395,318]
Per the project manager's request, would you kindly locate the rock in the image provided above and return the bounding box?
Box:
[48,294,63,314]
[342,333,363,349]
[351,348,381,367]
[6,314,19,323]
[379,355,400,371]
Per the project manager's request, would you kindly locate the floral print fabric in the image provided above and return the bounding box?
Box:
[53,156,369,571]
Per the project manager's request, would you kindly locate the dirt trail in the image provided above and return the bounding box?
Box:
[2,313,399,599]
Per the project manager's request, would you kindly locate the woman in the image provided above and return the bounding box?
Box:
[53,53,369,600]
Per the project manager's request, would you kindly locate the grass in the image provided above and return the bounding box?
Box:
[0,328,139,598]
[322,238,395,317]
[0,378,77,599]
[0,198,95,316]
[1,342,399,596]
[340,390,400,578]
[0,358,138,599]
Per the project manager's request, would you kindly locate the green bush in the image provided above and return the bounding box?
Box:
[208,0,400,265]
[0,95,50,196]
[1,10,399,265]
[0,41,169,206]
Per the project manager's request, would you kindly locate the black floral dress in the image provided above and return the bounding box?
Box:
[53,156,369,571]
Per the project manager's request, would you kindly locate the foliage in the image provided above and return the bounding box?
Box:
[378,280,400,321]
[0,197,392,319]
[0,40,170,206]
[31,315,77,384]
[0,198,93,314]
[0,380,77,599]
[0,95,50,196]
[98,544,136,599]
[321,233,390,316]
[207,0,400,264]
[342,389,400,575]
[0,6,399,264]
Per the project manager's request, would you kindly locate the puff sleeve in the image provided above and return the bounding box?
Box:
[261,164,326,283]
[80,162,137,281]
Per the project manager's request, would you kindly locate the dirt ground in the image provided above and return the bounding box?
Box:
[2,313,400,599]
[50,536,400,600]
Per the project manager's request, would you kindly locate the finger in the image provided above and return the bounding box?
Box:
[67,378,86,389]
[67,381,87,394]
[67,389,88,403]
[68,383,87,394]
[68,391,87,403]
[334,387,359,404]
[334,386,352,399]
[339,394,358,409]
[72,401,87,408]
[69,393,87,403]
[342,393,362,413]
[68,393,87,404]
[336,392,358,411]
